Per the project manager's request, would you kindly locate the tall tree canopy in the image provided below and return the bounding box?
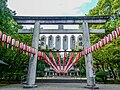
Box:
[0,0,33,80]
[87,0,120,80]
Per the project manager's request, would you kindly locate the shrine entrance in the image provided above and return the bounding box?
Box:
[13,16,109,88]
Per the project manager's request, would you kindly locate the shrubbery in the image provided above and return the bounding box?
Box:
[96,71,109,83]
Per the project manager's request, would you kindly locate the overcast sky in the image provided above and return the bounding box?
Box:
[8,0,97,16]
[7,0,98,29]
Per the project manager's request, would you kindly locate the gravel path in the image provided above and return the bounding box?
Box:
[0,83,120,90]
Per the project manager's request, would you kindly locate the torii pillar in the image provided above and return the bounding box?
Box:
[83,21,98,89]
[24,21,40,88]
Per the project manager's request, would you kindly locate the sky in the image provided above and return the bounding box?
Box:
[8,0,98,16]
[7,0,98,29]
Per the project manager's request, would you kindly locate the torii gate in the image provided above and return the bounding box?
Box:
[13,16,109,88]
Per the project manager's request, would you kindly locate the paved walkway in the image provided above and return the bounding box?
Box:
[0,83,120,90]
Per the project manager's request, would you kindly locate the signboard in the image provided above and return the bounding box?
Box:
[63,35,68,50]
[70,35,76,50]
[40,35,46,49]
[48,35,54,50]
[55,35,61,50]
[77,35,83,49]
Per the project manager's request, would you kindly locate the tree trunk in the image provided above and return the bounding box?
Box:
[96,64,99,72]
[101,64,105,71]
[109,63,117,80]
[81,64,86,71]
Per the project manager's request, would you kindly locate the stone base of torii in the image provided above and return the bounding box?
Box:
[13,16,109,89]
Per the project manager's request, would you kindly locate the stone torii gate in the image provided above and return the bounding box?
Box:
[14,16,109,88]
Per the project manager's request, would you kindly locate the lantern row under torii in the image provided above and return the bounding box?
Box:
[40,35,83,50]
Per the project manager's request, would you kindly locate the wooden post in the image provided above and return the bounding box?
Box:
[24,21,40,88]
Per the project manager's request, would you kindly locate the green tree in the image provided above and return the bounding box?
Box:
[87,0,120,80]
[0,0,33,81]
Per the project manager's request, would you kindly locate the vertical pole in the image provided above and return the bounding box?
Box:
[82,21,95,87]
[24,21,40,88]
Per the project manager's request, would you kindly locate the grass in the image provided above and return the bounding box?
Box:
[0,84,10,87]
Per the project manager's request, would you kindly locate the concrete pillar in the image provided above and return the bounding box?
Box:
[24,21,40,88]
[82,21,96,86]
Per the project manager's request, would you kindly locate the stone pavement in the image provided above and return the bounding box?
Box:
[0,83,120,90]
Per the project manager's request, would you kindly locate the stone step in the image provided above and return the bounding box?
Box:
[36,78,87,83]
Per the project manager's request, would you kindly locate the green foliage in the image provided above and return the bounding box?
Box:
[96,71,109,82]
[0,0,32,81]
[0,45,29,80]
[96,71,109,77]
[37,60,46,77]
[96,77,103,82]
[87,0,120,80]
[0,0,21,34]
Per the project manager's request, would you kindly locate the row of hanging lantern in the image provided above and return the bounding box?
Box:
[0,31,37,56]
[64,27,120,73]
[0,27,120,73]
[0,31,60,73]
[40,35,83,50]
